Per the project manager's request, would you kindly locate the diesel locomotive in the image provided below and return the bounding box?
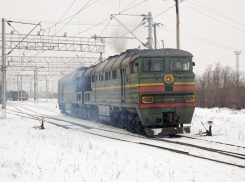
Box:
[58,48,196,136]
[8,91,29,101]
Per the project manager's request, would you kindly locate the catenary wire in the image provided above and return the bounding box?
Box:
[47,0,92,38]
[43,0,98,32]
[154,0,184,19]
[35,0,94,56]
[181,3,245,33]
[191,0,245,27]
[49,0,78,30]
[99,19,112,36]
[163,0,170,8]
[104,19,146,48]
[120,0,148,13]
[158,27,245,53]
[120,0,137,13]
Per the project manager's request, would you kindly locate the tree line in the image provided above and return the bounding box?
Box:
[195,65,245,110]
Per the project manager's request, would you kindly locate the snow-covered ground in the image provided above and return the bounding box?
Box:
[0,100,245,182]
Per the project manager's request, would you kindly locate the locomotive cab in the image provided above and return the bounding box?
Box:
[136,49,195,136]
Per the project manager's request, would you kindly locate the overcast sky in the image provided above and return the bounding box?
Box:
[1,0,245,75]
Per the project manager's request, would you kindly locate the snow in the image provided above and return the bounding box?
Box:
[0,100,245,182]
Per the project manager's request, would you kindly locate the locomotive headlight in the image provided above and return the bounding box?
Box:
[142,96,154,103]
[184,95,195,102]
[164,75,174,84]
[166,77,171,82]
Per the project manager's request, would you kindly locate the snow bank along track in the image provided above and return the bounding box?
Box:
[7,103,245,168]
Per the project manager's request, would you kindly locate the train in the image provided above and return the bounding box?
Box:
[58,48,196,136]
[8,91,29,101]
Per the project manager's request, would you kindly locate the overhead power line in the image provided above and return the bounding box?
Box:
[47,0,92,37]
[120,0,148,13]
[154,0,184,19]
[44,0,98,32]
[158,26,245,53]
[120,0,137,13]
[5,19,141,27]
[52,0,78,29]
[181,3,245,33]
[191,0,245,27]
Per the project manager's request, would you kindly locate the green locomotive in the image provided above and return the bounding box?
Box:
[58,48,195,136]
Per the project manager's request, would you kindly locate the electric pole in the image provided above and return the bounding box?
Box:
[175,0,180,49]
[2,18,6,118]
[147,12,153,50]
[100,52,103,62]
[152,22,163,49]
[161,40,164,49]
[234,51,241,82]
[153,23,157,49]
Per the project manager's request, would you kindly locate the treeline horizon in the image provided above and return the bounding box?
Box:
[195,65,245,110]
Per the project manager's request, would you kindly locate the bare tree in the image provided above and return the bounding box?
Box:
[195,65,245,110]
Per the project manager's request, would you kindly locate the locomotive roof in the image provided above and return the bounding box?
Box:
[84,66,95,76]
[59,48,193,81]
[140,49,193,57]
[111,53,127,70]
[91,48,192,75]
[75,70,86,78]
[103,56,119,71]
[59,67,87,83]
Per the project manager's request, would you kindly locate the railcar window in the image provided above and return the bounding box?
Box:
[142,58,165,72]
[77,94,81,101]
[85,76,92,91]
[100,73,104,81]
[105,72,109,80]
[109,71,111,80]
[126,66,130,76]
[170,58,190,71]
[92,75,95,83]
[132,60,138,73]
[85,93,90,101]
[95,74,98,82]
[112,70,116,79]
[117,69,120,78]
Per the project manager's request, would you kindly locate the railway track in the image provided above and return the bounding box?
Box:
[180,135,245,149]
[6,103,245,168]
[8,101,60,114]
[12,101,245,150]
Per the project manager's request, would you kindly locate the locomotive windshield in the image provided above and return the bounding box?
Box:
[142,58,165,72]
[170,58,190,71]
